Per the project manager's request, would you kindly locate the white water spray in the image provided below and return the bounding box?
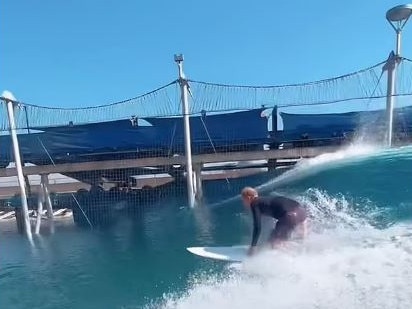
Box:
[208,141,382,208]
[151,190,412,309]
[256,142,380,192]
[154,141,412,309]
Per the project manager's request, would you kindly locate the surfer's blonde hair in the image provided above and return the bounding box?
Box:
[241,187,258,198]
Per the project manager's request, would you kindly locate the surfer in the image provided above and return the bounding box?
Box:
[240,187,307,256]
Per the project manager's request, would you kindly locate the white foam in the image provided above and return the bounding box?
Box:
[151,191,412,309]
[156,231,412,309]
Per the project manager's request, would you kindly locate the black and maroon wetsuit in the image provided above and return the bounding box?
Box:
[250,196,307,246]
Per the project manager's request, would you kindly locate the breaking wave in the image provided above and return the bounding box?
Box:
[148,189,412,309]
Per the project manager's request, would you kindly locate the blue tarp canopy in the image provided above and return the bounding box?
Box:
[0,108,270,165]
[276,106,412,141]
[144,108,270,150]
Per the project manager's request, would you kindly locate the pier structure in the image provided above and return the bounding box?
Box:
[0,143,344,232]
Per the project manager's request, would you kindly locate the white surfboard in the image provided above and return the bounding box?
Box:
[186,245,249,262]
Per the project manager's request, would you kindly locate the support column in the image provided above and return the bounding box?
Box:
[41,174,54,233]
[2,92,32,242]
[34,191,44,234]
[194,164,203,203]
[383,51,398,147]
[267,159,277,171]
[174,54,196,208]
[15,207,24,233]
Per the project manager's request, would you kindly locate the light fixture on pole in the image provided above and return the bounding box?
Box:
[386,4,412,56]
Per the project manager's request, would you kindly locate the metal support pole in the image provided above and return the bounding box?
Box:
[174,54,196,208]
[385,4,412,146]
[384,52,397,147]
[3,95,32,241]
[396,29,402,56]
[34,192,44,234]
[41,174,54,233]
[194,164,203,203]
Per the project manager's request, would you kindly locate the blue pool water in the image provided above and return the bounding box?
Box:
[1,142,411,309]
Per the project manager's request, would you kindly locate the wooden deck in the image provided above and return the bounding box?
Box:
[0,145,341,177]
[0,145,343,199]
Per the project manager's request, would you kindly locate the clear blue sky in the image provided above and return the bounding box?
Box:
[1,0,411,108]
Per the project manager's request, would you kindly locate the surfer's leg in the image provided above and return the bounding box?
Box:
[289,207,307,240]
[268,220,290,249]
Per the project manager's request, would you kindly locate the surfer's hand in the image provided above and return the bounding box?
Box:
[247,246,257,256]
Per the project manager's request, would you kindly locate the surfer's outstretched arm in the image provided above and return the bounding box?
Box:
[240,187,261,256]
[248,205,261,255]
